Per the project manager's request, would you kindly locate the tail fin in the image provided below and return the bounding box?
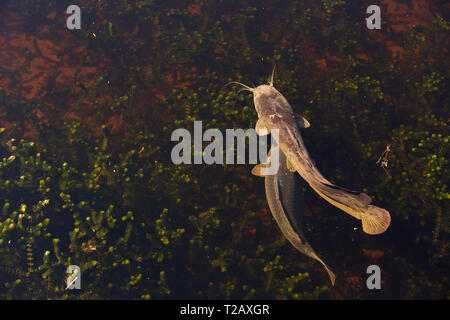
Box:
[361,205,391,235]
[323,263,336,286]
[318,258,336,286]
[308,251,336,286]
[310,184,391,235]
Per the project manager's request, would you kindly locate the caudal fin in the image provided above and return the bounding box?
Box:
[361,205,391,235]
[309,251,336,286]
[319,259,336,286]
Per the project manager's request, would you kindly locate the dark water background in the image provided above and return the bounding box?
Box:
[0,0,448,299]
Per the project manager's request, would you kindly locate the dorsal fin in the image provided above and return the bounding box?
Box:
[269,65,276,86]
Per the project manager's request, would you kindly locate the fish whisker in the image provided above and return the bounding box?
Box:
[221,81,255,93]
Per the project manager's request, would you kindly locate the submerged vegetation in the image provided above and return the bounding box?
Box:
[0,0,448,299]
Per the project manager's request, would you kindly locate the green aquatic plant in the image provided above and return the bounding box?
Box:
[0,120,328,299]
[0,0,448,299]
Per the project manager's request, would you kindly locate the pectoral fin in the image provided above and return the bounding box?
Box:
[251,163,269,177]
[296,114,310,128]
[256,118,269,136]
[286,158,296,172]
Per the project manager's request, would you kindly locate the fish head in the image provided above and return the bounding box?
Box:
[253,84,294,120]
[254,84,275,96]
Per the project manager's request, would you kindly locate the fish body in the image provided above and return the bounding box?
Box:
[253,147,336,285]
[230,70,391,235]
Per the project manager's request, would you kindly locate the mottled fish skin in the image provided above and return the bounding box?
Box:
[252,84,391,235]
[259,147,336,285]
